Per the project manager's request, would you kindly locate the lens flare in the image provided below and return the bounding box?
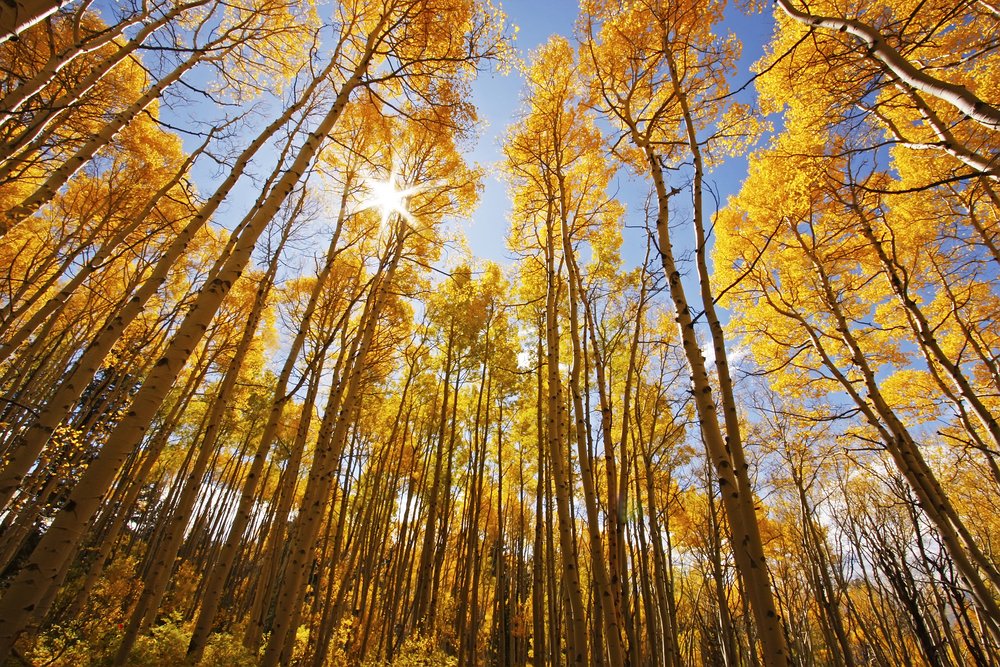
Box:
[359,169,422,230]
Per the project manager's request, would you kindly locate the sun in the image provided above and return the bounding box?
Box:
[359,169,423,230]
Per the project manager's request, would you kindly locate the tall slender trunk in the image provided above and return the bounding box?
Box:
[543,198,589,664]
[532,314,547,667]
[852,197,1000,461]
[788,223,1000,632]
[3,37,222,227]
[641,140,789,666]
[411,317,455,631]
[200,184,357,658]
[259,226,407,667]
[0,131,210,364]
[0,0,70,44]
[557,174,625,667]
[0,0,208,129]
[662,45,790,667]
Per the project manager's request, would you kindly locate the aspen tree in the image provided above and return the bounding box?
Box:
[788,220,1000,624]
[839,179,1000,466]
[410,307,459,632]
[261,98,485,661]
[60,358,212,620]
[10,1,999,662]
[506,85,594,660]
[583,2,790,664]
[0,128,210,364]
[774,0,1000,133]
[530,38,632,660]
[531,311,549,666]
[716,120,1000,634]
[187,100,379,658]
[760,403,857,667]
[260,224,409,666]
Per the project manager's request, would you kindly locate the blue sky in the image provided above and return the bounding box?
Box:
[459,0,778,267]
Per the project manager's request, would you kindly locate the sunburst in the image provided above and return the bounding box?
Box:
[359,168,423,231]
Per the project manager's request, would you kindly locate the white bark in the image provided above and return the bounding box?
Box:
[0,0,69,44]
[775,0,1000,130]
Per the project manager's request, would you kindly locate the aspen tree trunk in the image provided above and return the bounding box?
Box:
[496,402,514,667]
[0,49,368,658]
[543,200,589,664]
[259,227,407,667]
[642,142,790,667]
[631,459,655,664]
[382,417,429,662]
[113,205,294,665]
[239,340,330,649]
[428,358,462,626]
[0,0,69,44]
[0,360,140,560]
[639,449,680,667]
[354,487,399,661]
[516,442,531,667]
[577,291,622,622]
[411,317,456,631]
[661,46,791,667]
[320,363,418,666]
[472,391,494,665]
[893,84,1000,176]
[704,459,740,667]
[835,496,909,666]
[302,436,356,665]
[241,344,328,638]
[532,314,548,666]
[616,263,647,662]
[574,234,648,667]
[852,198,1000,457]
[3,346,207,609]
[0,64,313,512]
[557,176,626,667]
[470,365,493,664]
[544,455,561,664]
[791,472,855,667]
[457,351,490,667]
[198,191,356,656]
[0,4,197,178]
[62,359,206,619]
[360,423,415,659]
[192,266,365,660]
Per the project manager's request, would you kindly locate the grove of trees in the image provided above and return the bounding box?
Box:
[0,0,996,665]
